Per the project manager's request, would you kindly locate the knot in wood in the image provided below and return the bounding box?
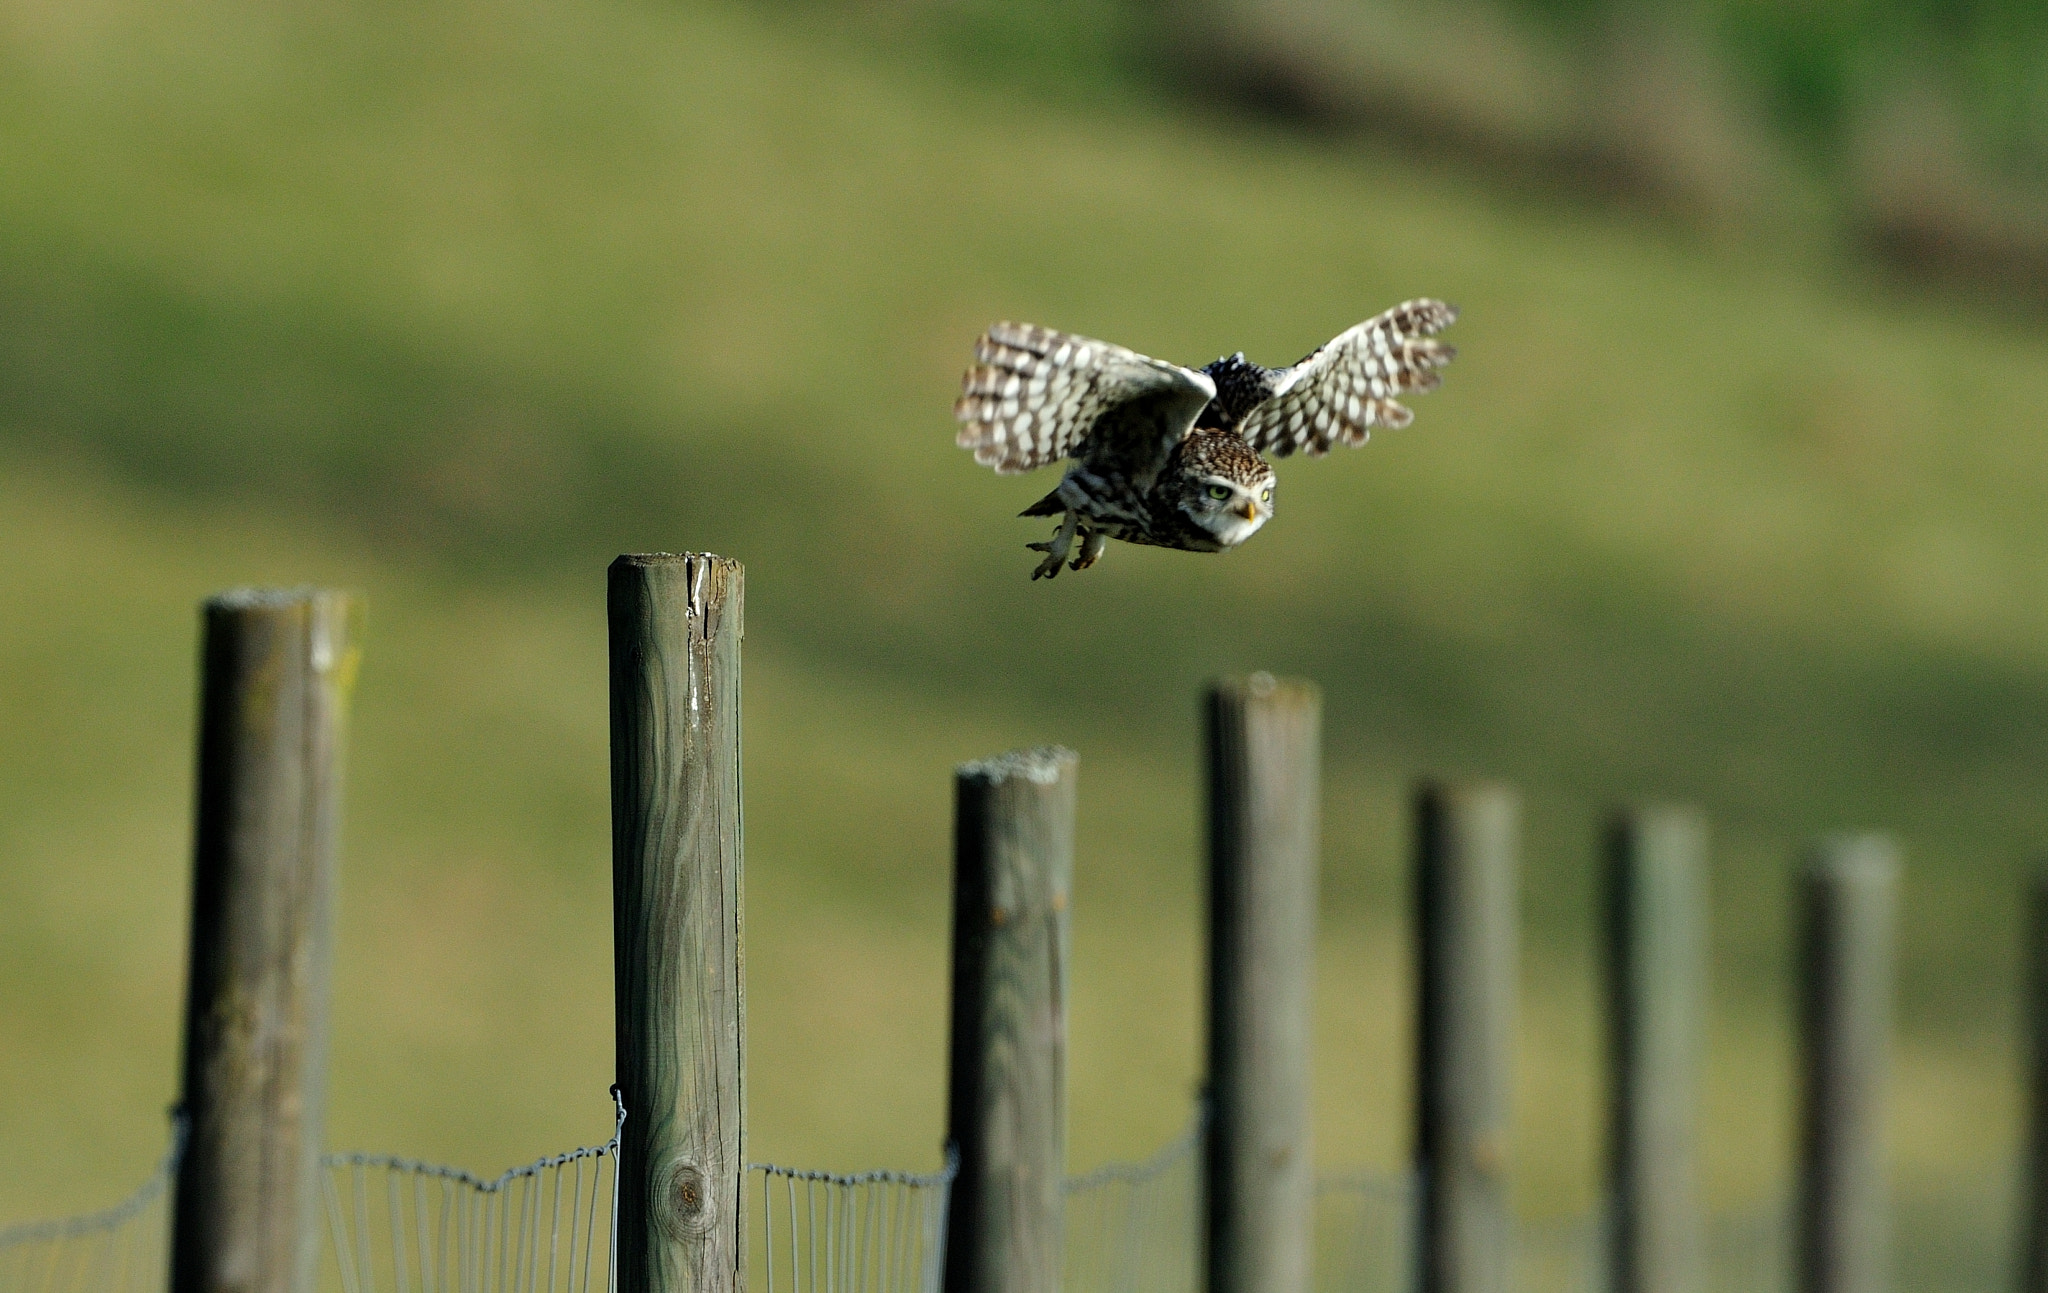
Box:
[654,1157,717,1240]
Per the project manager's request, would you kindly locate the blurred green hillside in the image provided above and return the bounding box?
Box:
[842,0,2048,296]
[1,0,2045,1284]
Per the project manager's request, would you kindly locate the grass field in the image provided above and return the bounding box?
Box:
[2,0,2046,1279]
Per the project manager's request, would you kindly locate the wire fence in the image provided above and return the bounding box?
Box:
[0,1094,960,1293]
[0,1102,2018,1293]
[747,1153,957,1293]
[318,1094,627,1293]
[1062,1118,1202,1293]
[0,1119,181,1293]
[1054,1115,1991,1293]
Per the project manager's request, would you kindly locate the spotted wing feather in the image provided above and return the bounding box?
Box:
[1236,299,1459,458]
[956,322,1213,475]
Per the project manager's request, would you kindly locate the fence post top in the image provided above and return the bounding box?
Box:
[956,746,1077,786]
[610,552,740,570]
[1607,801,1706,833]
[201,588,361,687]
[1804,833,1902,885]
[1604,804,1708,866]
[1414,777,1519,809]
[1208,673,1320,705]
[205,586,352,612]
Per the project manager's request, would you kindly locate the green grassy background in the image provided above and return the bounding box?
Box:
[1,0,2044,1282]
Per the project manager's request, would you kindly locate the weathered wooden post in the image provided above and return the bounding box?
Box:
[944,747,1077,1293]
[1204,674,1320,1293]
[2020,870,2048,1293]
[1796,835,1898,1293]
[610,554,746,1293]
[170,589,359,1293]
[1414,780,1518,1293]
[1603,806,1707,1293]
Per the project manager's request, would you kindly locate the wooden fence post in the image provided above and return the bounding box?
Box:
[1414,780,1518,1293]
[943,747,1078,1293]
[170,589,358,1293]
[1603,806,1706,1293]
[2021,870,2048,1293]
[1204,674,1320,1293]
[1796,835,1898,1293]
[610,554,746,1293]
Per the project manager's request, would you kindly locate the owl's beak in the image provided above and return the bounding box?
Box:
[1238,502,1259,522]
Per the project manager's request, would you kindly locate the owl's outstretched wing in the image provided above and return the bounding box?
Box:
[1236,299,1458,458]
[956,322,1215,476]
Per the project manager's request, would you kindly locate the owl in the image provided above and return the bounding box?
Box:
[955,299,1458,578]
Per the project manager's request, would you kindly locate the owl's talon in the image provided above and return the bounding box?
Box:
[1069,530,1108,571]
[1029,510,1082,580]
[1026,540,1063,577]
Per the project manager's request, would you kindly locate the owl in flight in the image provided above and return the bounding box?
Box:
[956,299,1458,579]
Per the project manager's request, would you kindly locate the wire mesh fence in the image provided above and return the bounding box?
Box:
[0,1100,2018,1293]
[0,1119,181,1293]
[318,1094,626,1293]
[746,1153,957,1293]
[1062,1118,1202,1293]
[1055,1110,1926,1293]
[0,1097,960,1293]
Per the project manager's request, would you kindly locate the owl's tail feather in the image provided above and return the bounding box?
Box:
[1019,489,1066,518]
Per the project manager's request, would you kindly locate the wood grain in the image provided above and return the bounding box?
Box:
[171,589,359,1293]
[610,554,746,1293]
[1204,675,1320,1293]
[1413,780,1518,1293]
[944,747,1076,1293]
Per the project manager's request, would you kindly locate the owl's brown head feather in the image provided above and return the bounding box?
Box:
[1164,431,1275,550]
[1175,430,1273,486]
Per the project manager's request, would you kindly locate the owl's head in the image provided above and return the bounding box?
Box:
[1173,431,1275,549]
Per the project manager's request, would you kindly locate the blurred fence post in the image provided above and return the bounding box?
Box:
[1796,835,1898,1293]
[170,589,358,1293]
[610,553,746,1293]
[1414,780,1518,1293]
[1204,674,1320,1293]
[944,747,1077,1293]
[1603,806,1706,1293]
[2022,870,2048,1293]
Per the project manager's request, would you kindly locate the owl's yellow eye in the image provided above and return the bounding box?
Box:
[1260,489,1271,503]
[1206,485,1231,501]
